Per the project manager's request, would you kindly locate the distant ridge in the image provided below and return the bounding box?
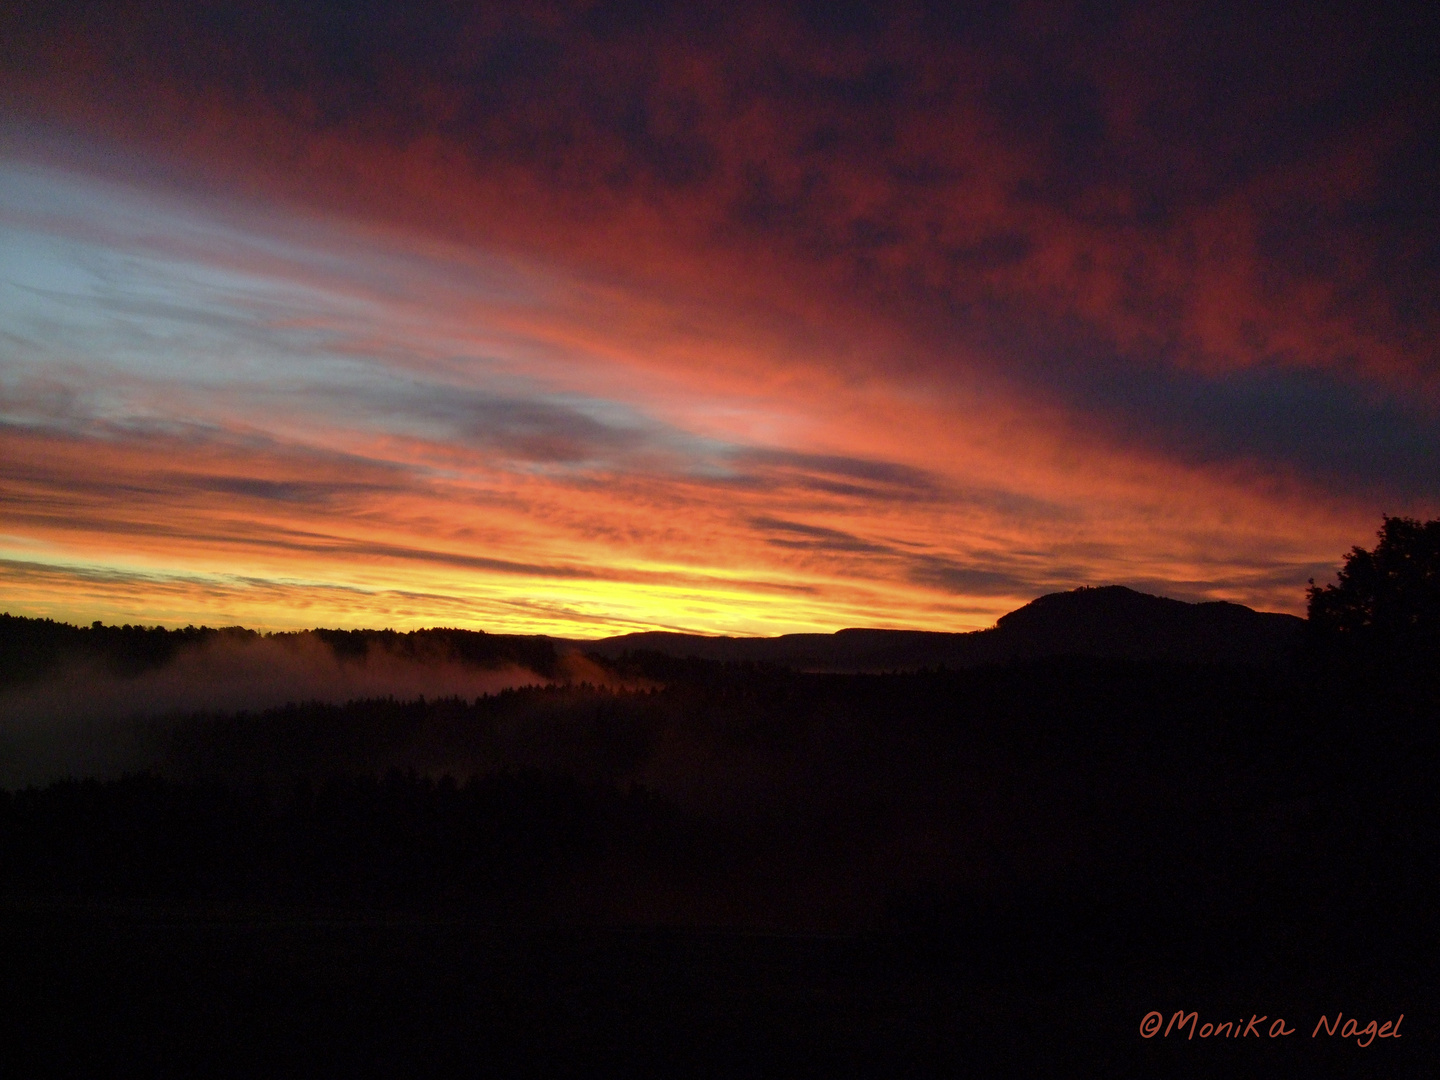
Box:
[0,587,1305,689]
[573,586,1304,670]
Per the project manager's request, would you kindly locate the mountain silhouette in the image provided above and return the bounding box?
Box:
[574,586,1303,670]
[0,587,1304,691]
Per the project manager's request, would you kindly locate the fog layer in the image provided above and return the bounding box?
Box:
[0,632,546,786]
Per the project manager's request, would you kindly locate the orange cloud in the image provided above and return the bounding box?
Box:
[1,2,1434,633]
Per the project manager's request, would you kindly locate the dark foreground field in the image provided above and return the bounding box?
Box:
[3,655,1437,1077]
[1,895,1432,1078]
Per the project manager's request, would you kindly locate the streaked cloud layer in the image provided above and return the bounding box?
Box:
[1,1,1436,633]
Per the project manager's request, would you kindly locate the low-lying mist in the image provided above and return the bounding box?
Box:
[0,631,553,787]
[1,622,1433,936]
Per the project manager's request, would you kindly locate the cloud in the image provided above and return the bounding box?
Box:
[9,0,1436,397]
[0,2,1436,635]
[748,516,898,556]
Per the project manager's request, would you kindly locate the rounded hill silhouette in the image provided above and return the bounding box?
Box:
[580,585,1304,670]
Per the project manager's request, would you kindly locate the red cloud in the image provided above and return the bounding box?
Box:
[1,1,1434,631]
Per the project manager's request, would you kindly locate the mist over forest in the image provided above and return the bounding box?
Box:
[2,576,1434,936]
[1,586,1300,788]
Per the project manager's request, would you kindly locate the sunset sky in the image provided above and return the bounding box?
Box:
[1,1,1436,636]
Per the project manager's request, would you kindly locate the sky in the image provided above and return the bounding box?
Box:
[1,0,1437,636]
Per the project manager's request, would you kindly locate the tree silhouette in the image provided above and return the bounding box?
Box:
[1307,516,1440,643]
